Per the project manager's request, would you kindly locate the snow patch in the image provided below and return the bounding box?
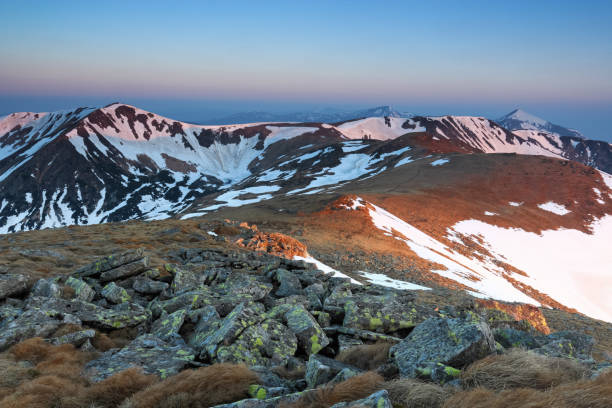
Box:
[293,255,361,284]
[359,271,431,291]
[430,158,449,166]
[537,202,570,215]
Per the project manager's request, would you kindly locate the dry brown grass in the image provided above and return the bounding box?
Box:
[82,368,157,408]
[126,363,259,408]
[284,372,384,408]
[444,369,612,408]
[336,342,393,371]
[461,349,588,391]
[385,378,453,408]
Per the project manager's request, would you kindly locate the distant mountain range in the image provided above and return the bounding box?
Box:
[201,105,411,125]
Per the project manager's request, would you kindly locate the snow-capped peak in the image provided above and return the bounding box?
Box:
[497,109,584,139]
[503,109,547,127]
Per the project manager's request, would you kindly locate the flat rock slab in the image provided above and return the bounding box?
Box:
[83,334,195,382]
[391,317,496,378]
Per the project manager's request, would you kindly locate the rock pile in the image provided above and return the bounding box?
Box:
[0,246,601,407]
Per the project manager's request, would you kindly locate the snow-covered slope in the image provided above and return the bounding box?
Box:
[338,196,612,322]
[497,109,584,139]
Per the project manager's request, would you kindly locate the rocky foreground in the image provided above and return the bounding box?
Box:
[0,243,611,407]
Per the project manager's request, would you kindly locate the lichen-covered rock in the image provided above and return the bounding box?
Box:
[30,278,62,298]
[151,309,187,343]
[151,288,259,317]
[188,305,221,349]
[337,334,364,352]
[27,296,151,329]
[99,257,149,282]
[83,334,195,382]
[494,327,541,349]
[330,390,391,408]
[73,248,145,278]
[52,329,96,346]
[167,264,207,294]
[133,277,169,295]
[324,326,402,343]
[304,283,325,310]
[305,354,360,388]
[101,282,131,304]
[323,283,353,320]
[0,273,29,300]
[210,392,304,408]
[201,302,265,359]
[343,293,430,333]
[216,319,297,366]
[0,309,63,351]
[215,274,273,302]
[65,277,95,302]
[391,317,496,378]
[535,330,595,362]
[284,305,329,355]
[275,269,303,297]
[415,361,461,384]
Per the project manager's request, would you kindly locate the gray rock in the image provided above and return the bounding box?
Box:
[216,319,298,366]
[391,317,496,378]
[343,292,430,333]
[215,274,273,302]
[99,258,150,282]
[31,278,62,298]
[275,269,303,297]
[52,329,96,347]
[324,326,402,343]
[133,277,169,295]
[337,334,364,352]
[83,334,195,382]
[211,392,303,408]
[535,330,595,362]
[305,354,360,388]
[304,283,325,310]
[101,282,131,304]
[330,390,391,408]
[64,277,96,302]
[167,264,207,294]
[284,305,329,355]
[27,296,151,329]
[73,248,145,278]
[151,309,187,343]
[494,327,541,350]
[0,274,29,300]
[0,309,63,351]
[188,306,221,349]
[200,302,265,359]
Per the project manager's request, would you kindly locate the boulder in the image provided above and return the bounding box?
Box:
[200,302,265,359]
[101,282,131,304]
[52,329,96,346]
[284,305,329,355]
[535,330,595,362]
[305,354,360,388]
[330,390,391,408]
[391,317,496,378]
[151,309,187,343]
[0,309,63,351]
[343,292,431,333]
[27,296,150,329]
[64,277,96,302]
[494,327,541,349]
[187,305,221,349]
[30,278,62,298]
[133,277,169,295]
[73,248,145,278]
[99,258,150,282]
[83,334,195,382]
[0,274,29,300]
[275,269,303,297]
[216,319,297,366]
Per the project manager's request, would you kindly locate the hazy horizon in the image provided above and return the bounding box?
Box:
[1,0,611,140]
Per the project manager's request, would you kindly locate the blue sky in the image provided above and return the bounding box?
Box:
[1,0,611,139]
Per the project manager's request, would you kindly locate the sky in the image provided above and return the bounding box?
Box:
[1,0,611,140]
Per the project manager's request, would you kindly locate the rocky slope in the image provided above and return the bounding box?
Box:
[0,226,610,407]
